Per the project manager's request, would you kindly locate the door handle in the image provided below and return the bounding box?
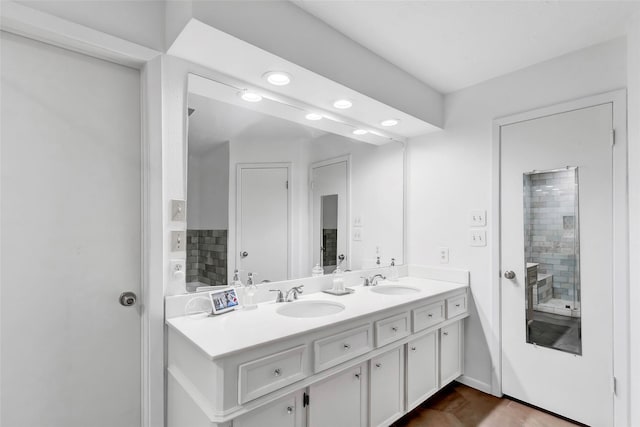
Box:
[119,291,137,307]
[504,270,516,279]
[240,251,248,258]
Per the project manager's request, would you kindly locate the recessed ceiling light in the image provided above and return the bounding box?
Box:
[305,113,323,121]
[333,99,353,109]
[380,119,399,127]
[352,129,368,135]
[263,71,291,86]
[239,90,263,103]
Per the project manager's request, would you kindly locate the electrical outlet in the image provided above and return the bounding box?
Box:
[470,230,487,247]
[171,199,186,222]
[353,228,363,241]
[171,231,186,252]
[470,210,487,227]
[170,259,185,281]
[353,216,363,227]
[438,247,449,264]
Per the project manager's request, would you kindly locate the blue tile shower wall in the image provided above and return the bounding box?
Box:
[524,170,580,303]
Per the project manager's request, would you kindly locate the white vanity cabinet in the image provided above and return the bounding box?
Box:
[406,331,439,411]
[307,363,367,427]
[166,282,469,427]
[234,391,304,427]
[370,346,405,427]
[440,320,463,386]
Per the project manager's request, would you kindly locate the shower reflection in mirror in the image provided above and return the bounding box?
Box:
[523,167,581,355]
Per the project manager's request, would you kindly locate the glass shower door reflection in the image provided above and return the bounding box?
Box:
[523,167,581,355]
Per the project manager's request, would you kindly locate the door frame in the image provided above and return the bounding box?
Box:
[236,162,292,280]
[490,89,629,424]
[0,5,163,427]
[309,155,352,272]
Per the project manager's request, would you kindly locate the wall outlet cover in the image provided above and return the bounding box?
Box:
[353,228,363,241]
[470,230,487,247]
[438,247,449,264]
[353,216,363,227]
[470,210,487,227]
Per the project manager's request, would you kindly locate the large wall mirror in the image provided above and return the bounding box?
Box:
[185,74,404,289]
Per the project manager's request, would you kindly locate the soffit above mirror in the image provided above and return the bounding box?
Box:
[169,19,442,144]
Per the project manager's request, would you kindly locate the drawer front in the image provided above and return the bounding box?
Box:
[375,312,410,347]
[238,345,307,404]
[314,324,372,372]
[413,301,445,332]
[446,294,468,318]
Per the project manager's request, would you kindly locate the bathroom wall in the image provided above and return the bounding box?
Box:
[406,38,626,393]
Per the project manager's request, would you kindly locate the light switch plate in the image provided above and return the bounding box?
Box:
[470,210,487,227]
[438,247,449,264]
[171,231,186,252]
[171,199,186,222]
[353,228,363,241]
[470,230,487,247]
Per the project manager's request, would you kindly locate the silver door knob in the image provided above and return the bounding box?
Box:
[119,291,137,307]
[240,251,248,258]
[504,270,516,279]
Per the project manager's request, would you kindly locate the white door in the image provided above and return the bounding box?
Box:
[500,103,613,426]
[311,160,348,272]
[440,321,463,386]
[237,165,289,282]
[1,32,142,426]
[234,391,303,427]
[308,364,365,427]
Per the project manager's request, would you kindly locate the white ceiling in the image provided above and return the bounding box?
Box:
[294,0,640,93]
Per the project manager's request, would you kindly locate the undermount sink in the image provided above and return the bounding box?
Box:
[370,285,420,295]
[276,300,346,318]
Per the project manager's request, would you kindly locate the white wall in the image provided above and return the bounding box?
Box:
[406,38,627,393]
[626,12,640,427]
[187,142,229,230]
[17,0,165,51]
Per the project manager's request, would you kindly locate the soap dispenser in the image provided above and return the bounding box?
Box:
[231,269,245,308]
[243,272,258,310]
[312,263,324,277]
[332,264,345,293]
[389,258,399,281]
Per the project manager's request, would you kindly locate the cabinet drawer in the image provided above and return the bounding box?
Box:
[238,345,307,404]
[314,324,372,372]
[375,312,410,347]
[446,294,467,318]
[413,301,445,332]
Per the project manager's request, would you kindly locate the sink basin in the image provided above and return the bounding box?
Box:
[370,285,420,295]
[276,300,346,318]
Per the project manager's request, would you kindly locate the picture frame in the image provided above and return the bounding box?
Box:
[209,288,240,314]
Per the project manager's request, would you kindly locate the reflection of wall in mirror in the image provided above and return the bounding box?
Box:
[186,142,229,289]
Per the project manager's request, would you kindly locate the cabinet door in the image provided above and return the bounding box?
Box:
[407,331,439,411]
[234,391,302,427]
[370,347,404,427]
[440,320,463,386]
[308,364,366,427]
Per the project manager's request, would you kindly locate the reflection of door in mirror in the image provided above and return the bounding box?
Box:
[312,159,348,274]
[237,164,290,283]
[321,194,338,272]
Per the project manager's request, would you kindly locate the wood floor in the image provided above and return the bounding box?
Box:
[391,383,581,427]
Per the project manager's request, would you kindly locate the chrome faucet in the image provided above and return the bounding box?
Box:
[285,285,304,302]
[362,274,386,286]
[269,285,304,303]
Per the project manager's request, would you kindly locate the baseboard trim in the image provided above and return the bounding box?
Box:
[456,375,493,395]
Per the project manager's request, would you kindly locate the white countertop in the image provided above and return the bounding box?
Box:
[166,277,467,360]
